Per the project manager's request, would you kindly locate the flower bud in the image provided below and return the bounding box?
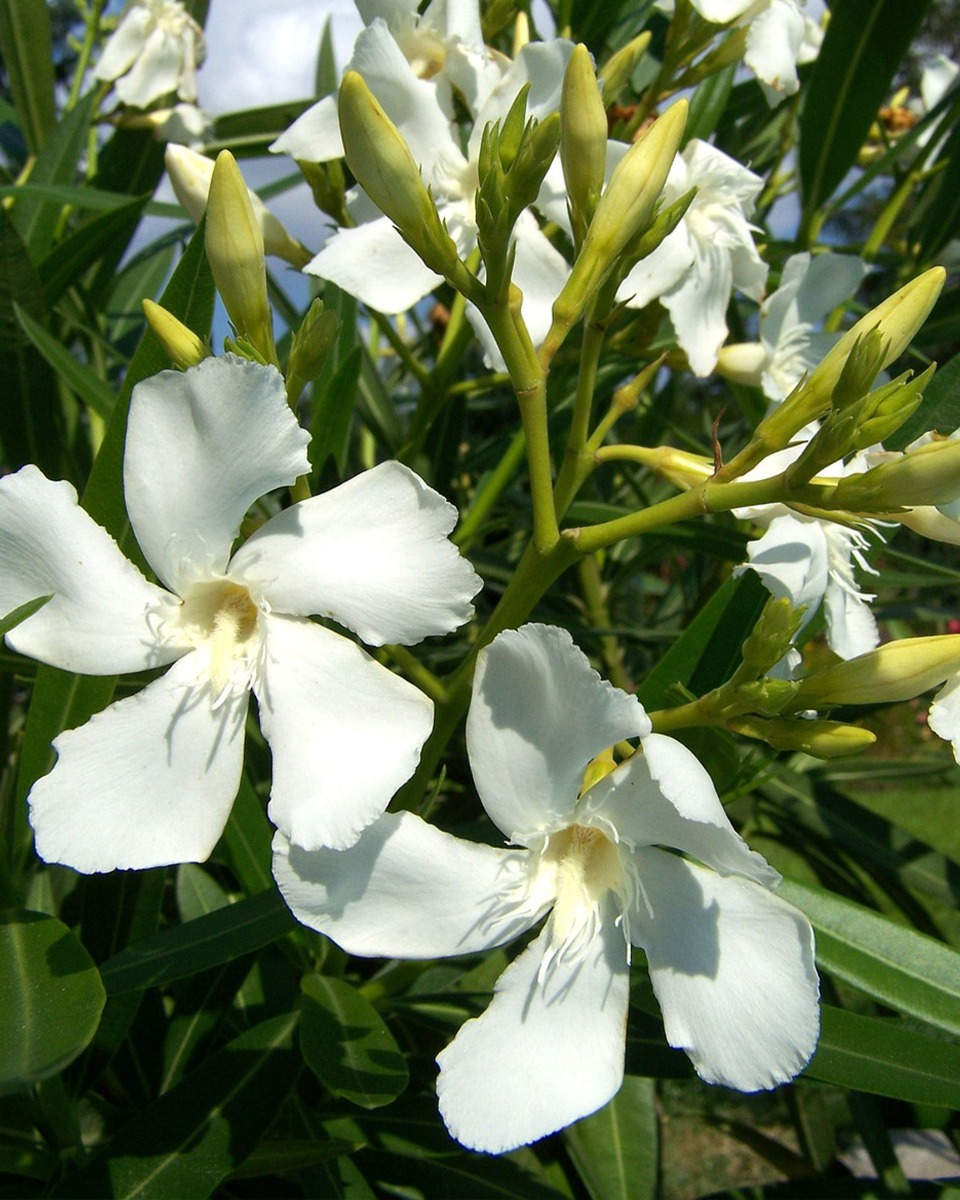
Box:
[729,715,876,757]
[337,70,461,278]
[142,299,209,369]
[740,598,806,678]
[286,298,341,400]
[552,100,686,325]
[758,268,945,445]
[205,150,277,366]
[792,635,960,709]
[831,435,960,510]
[601,32,652,106]
[561,45,608,244]
[165,145,311,267]
[716,342,767,388]
[831,328,887,409]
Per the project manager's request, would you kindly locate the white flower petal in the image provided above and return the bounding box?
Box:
[273,812,542,956]
[270,95,342,162]
[436,913,630,1153]
[466,625,650,843]
[124,356,310,593]
[664,239,735,377]
[824,573,879,660]
[928,675,960,763]
[94,6,152,82]
[468,39,572,158]
[28,654,246,873]
[256,615,434,851]
[744,0,805,96]
[743,514,829,614]
[306,219,444,313]
[629,849,819,1090]
[0,465,181,675]
[586,736,779,885]
[232,461,479,646]
[115,26,183,108]
[690,0,755,20]
[617,224,695,311]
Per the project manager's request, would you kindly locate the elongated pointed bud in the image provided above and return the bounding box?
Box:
[792,635,960,709]
[205,150,277,366]
[337,71,461,277]
[548,100,686,344]
[142,299,209,368]
[716,341,767,388]
[831,435,960,510]
[166,145,311,267]
[286,298,340,401]
[729,715,876,758]
[601,32,652,105]
[561,45,608,244]
[761,268,945,443]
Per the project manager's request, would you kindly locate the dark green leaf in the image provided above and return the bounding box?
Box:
[565,1076,658,1200]
[53,1013,301,1199]
[9,93,94,258]
[683,63,736,147]
[914,116,960,261]
[0,910,105,1092]
[37,195,151,309]
[218,774,274,895]
[780,879,960,1037]
[0,183,139,211]
[0,595,51,640]
[310,345,362,481]
[807,1005,960,1107]
[0,0,56,156]
[14,304,114,421]
[99,888,295,993]
[799,0,931,218]
[300,975,409,1108]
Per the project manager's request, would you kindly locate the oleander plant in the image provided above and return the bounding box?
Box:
[1,0,960,1196]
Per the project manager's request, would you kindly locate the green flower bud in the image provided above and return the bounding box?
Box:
[142,299,209,369]
[740,598,806,678]
[205,151,277,366]
[286,299,341,401]
[831,328,887,410]
[337,70,461,278]
[561,45,608,244]
[601,32,652,106]
[831,435,960,511]
[729,715,876,758]
[793,635,960,709]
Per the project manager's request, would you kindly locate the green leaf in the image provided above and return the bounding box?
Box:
[565,1076,658,1200]
[0,183,140,211]
[779,879,960,1038]
[218,774,274,895]
[637,570,767,709]
[886,350,960,449]
[37,194,151,309]
[310,345,362,481]
[0,205,62,477]
[99,888,295,994]
[53,1013,301,1199]
[683,63,736,147]
[0,594,51,639]
[799,0,931,218]
[0,0,56,156]
[9,93,95,258]
[14,304,114,421]
[300,975,409,1108]
[807,1005,960,1107]
[913,115,960,262]
[0,911,105,1092]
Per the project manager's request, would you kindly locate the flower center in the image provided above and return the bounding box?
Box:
[536,823,625,975]
[177,579,263,701]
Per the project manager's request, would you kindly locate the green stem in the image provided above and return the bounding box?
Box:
[455,425,527,551]
[568,301,606,455]
[381,645,446,704]
[862,167,920,263]
[65,1,108,113]
[577,556,631,691]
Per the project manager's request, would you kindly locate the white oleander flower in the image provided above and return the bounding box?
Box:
[0,355,480,873]
[271,0,499,165]
[617,138,768,377]
[718,252,868,401]
[735,436,881,663]
[94,0,205,110]
[305,34,573,329]
[274,623,819,1153]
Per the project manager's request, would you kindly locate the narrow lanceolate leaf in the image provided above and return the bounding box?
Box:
[780,880,960,1038]
[15,304,115,422]
[0,595,51,640]
[807,1005,960,1107]
[38,195,151,309]
[799,0,932,219]
[53,1013,301,1200]
[0,0,56,156]
[300,975,409,1108]
[9,93,95,259]
[565,1076,658,1200]
[99,889,295,994]
[0,911,105,1092]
